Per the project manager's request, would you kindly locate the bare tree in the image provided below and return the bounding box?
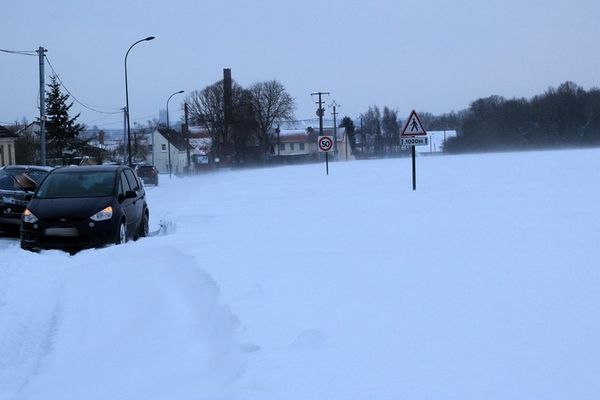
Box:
[186,81,226,149]
[248,80,295,150]
[186,80,259,162]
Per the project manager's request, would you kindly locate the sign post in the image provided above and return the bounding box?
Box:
[318,135,334,175]
[400,110,428,191]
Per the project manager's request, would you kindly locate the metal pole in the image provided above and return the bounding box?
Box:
[185,102,191,172]
[412,146,416,191]
[123,107,127,163]
[166,97,171,178]
[125,36,155,167]
[37,47,46,166]
[166,90,184,179]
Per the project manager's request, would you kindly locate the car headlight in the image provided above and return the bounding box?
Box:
[90,206,113,221]
[23,208,38,224]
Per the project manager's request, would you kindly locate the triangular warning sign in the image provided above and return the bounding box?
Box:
[401,110,427,136]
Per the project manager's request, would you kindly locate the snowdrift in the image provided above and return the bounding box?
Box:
[0,244,241,400]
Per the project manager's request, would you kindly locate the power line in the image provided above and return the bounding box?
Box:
[0,48,37,56]
[43,55,122,115]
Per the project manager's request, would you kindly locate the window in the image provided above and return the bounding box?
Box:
[148,144,153,152]
[290,143,295,150]
[279,143,285,151]
[124,169,140,190]
[161,144,167,152]
[120,171,131,195]
[299,143,305,150]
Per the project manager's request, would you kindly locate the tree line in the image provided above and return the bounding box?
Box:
[343,81,600,156]
[429,81,600,152]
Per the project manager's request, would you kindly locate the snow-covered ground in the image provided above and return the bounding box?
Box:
[1,148,599,400]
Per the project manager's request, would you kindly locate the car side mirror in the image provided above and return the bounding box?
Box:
[125,190,137,199]
[24,193,33,201]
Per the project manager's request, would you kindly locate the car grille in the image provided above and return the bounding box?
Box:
[42,217,86,223]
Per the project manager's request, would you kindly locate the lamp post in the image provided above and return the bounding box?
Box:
[124,35,155,167]
[166,90,184,178]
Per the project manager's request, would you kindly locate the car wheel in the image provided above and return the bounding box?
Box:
[137,212,149,240]
[116,221,127,245]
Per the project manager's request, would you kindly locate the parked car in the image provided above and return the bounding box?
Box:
[134,164,159,186]
[20,165,149,253]
[0,165,53,233]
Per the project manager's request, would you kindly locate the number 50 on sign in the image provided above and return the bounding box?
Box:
[318,136,334,152]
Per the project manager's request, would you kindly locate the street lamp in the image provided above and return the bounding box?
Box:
[124,35,155,167]
[166,90,184,178]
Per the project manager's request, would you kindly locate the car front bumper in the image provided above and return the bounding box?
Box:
[20,218,119,251]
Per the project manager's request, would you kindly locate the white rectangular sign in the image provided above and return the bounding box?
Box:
[401,137,429,146]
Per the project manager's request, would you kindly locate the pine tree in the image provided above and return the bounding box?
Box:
[339,116,356,150]
[45,75,85,165]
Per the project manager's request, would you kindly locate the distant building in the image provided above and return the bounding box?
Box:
[0,125,17,166]
[415,130,457,154]
[149,128,193,174]
[276,126,354,161]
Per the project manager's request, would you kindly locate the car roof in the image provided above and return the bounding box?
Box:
[52,165,130,174]
[1,165,54,172]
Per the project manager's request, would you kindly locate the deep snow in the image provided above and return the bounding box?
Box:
[1,148,599,399]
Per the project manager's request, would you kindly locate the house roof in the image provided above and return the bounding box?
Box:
[155,128,193,152]
[278,127,346,143]
[0,125,18,139]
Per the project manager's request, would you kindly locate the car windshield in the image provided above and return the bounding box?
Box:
[0,169,48,191]
[35,171,115,198]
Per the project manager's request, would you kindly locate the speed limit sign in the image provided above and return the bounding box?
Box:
[318,136,334,152]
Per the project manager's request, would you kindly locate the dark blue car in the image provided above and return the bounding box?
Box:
[20,165,149,253]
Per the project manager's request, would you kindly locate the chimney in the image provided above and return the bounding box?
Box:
[223,68,232,143]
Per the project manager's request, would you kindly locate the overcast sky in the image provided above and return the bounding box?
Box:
[2,0,599,129]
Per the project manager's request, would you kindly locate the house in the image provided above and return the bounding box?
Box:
[0,125,17,166]
[276,126,354,161]
[149,128,192,174]
[415,130,457,155]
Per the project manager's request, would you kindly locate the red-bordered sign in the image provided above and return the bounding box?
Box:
[318,136,334,152]
[401,110,427,136]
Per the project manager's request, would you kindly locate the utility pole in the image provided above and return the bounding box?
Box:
[37,47,47,166]
[331,100,339,160]
[311,91,330,139]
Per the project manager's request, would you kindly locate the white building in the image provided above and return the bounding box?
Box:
[276,127,354,161]
[0,126,17,166]
[416,130,457,154]
[149,128,191,174]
